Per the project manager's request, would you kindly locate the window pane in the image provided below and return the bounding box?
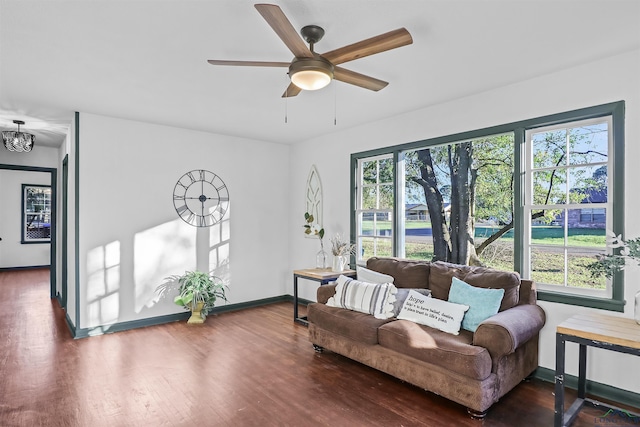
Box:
[23,185,52,242]
[532,130,567,169]
[533,170,566,204]
[379,158,394,183]
[401,133,514,266]
[567,250,606,290]
[568,165,607,204]
[567,209,607,236]
[361,186,377,209]
[359,237,392,259]
[360,237,375,259]
[475,225,514,271]
[359,212,373,236]
[374,216,392,236]
[531,208,564,228]
[530,246,565,285]
[568,123,608,166]
[25,214,51,239]
[362,160,377,184]
[405,237,434,260]
[376,238,393,257]
[378,184,394,209]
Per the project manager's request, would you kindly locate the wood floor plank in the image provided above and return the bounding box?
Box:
[1,268,638,426]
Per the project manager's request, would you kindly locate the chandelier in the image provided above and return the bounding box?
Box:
[3,120,35,152]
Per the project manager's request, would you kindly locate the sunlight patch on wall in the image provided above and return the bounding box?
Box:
[87,240,121,325]
[134,219,195,312]
[210,211,231,288]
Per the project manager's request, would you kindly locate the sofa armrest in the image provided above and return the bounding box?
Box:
[317,284,338,304]
[473,304,546,359]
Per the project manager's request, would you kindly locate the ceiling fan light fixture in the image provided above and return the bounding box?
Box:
[2,120,35,152]
[289,57,334,91]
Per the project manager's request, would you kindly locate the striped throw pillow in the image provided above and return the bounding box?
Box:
[326,275,397,319]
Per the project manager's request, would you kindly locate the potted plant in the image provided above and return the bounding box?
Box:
[330,233,356,272]
[304,212,327,268]
[159,271,229,324]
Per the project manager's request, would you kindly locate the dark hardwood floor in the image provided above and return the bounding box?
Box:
[1,268,637,426]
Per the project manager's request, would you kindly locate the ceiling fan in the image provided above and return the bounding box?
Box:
[207,3,413,97]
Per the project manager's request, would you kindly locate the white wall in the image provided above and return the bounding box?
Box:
[289,49,640,394]
[0,146,59,268]
[0,145,60,169]
[77,114,290,329]
[0,169,51,267]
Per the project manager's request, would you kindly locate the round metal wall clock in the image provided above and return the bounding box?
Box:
[173,169,229,227]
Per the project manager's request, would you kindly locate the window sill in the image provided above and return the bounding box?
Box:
[537,290,625,312]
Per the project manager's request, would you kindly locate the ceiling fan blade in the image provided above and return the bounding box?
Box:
[255,4,313,59]
[281,82,302,98]
[207,60,289,67]
[321,28,413,66]
[333,67,388,91]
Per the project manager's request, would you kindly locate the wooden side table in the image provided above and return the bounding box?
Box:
[293,268,356,326]
[554,313,640,427]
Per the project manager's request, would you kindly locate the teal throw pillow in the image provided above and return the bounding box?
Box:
[448,277,505,332]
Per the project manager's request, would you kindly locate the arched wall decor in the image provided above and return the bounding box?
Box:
[305,165,322,236]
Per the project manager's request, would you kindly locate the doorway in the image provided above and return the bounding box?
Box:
[0,164,57,298]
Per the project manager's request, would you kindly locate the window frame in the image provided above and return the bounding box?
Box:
[21,184,52,244]
[523,116,612,299]
[354,153,396,263]
[350,101,625,311]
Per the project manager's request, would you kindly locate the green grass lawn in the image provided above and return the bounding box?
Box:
[362,222,606,247]
[360,223,607,290]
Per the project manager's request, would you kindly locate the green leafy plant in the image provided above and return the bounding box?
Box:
[304,212,325,252]
[586,232,640,279]
[158,271,228,319]
[303,212,324,239]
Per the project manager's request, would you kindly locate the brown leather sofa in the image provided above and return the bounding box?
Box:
[307,257,546,417]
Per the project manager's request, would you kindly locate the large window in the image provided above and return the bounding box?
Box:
[355,155,394,259]
[351,102,624,311]
[400,134,515,270]
[22,184,52,243]
[524,117,611,296]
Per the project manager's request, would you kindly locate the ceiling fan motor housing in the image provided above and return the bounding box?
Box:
[288,55,334,90]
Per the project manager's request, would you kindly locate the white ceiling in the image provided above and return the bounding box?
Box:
[1,0,639,149]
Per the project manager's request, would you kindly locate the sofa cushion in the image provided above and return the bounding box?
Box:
[448,277,504,332]
[356,266,394,284]
[429,261,520,311]
[326,275,397,319]
[366,257,430,289]
[397,290,469,335]
[378,320,492,381]
[307,303,395,345]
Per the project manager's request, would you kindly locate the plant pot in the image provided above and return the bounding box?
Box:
[187,301,206,324]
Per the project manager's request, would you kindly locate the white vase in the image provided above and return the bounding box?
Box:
[332,255,347,272]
